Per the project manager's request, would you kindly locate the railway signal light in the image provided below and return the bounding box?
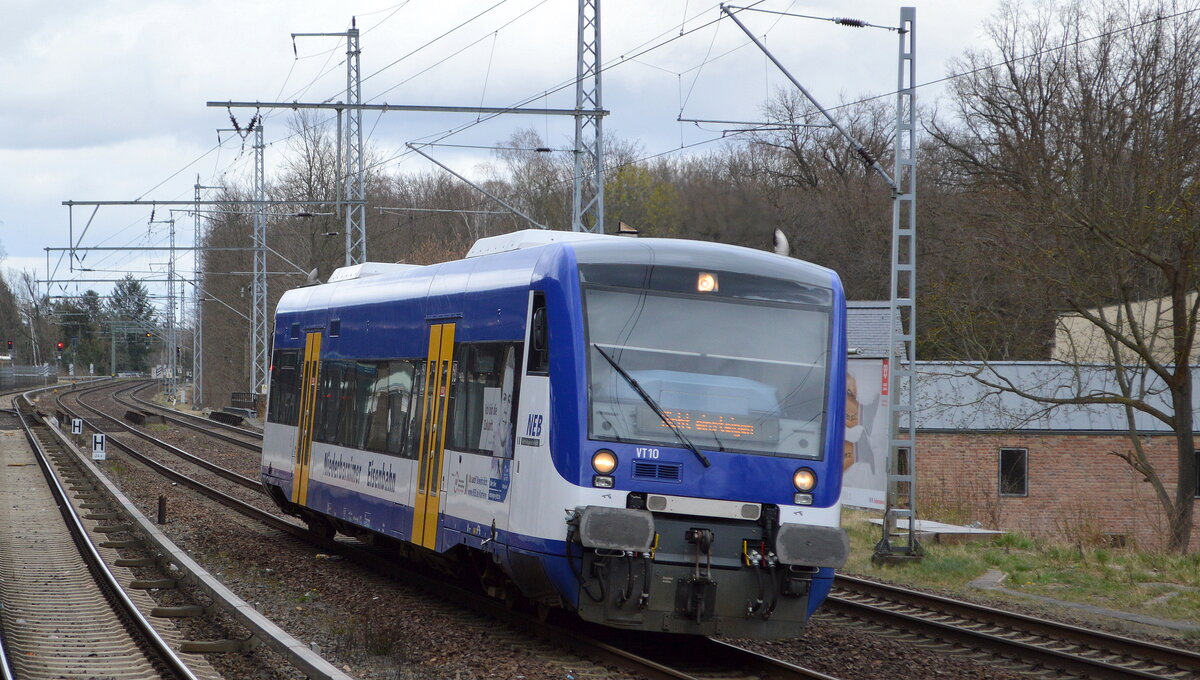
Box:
[5,340,11,350]
[56,341,65,353]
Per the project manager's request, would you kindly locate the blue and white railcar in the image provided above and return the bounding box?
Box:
[261,230,849,638]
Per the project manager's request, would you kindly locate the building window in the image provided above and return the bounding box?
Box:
[999,448,1028,496]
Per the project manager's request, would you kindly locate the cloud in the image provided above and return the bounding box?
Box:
[1,0,1002,290]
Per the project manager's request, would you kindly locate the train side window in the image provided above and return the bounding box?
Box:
[267,350,300,426]
[337,362,369,449]
[447,343,521,457]
[363,362,391,452]
[404,362,427,460]
[386,361,417,456]
[314,361,344,445]
[363,360,415,455]
[527,293,548,375]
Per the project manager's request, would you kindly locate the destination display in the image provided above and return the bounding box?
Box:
[638,406,779,443]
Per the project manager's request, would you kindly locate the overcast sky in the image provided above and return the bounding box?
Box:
[0,0,999,304]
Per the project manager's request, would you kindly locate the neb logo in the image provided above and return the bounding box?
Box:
[525,413,543,438]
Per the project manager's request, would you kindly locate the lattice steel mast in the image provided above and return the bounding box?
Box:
[572,0,604,233]
[148,216,179,396]
[251,122,269,396]
[192,177,224,407]
[220,5,607,238]
[877,7,922,563]
[291,21,365,266]
[722,5,922,563]
[167,216,178,396]
[194,181,203,405]
[345,22,365,264]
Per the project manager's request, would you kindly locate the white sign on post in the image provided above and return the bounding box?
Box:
[91,433,106,461]
[71,418,83,435]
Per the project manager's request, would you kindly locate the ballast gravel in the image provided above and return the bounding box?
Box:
[38,387,1188,680]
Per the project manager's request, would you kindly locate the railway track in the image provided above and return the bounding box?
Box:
[828,574,1200,679]
[108,374,1195,676]
[0,398,203,680]
[67,381,264,493]
[41,379,847,680]
[124,380,263,450]
[40,378,1200,680]
[51,378,1200,679]
[12,383,355,680]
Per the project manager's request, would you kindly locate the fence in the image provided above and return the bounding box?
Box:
[229,392,259,416]
[0,365,57,391]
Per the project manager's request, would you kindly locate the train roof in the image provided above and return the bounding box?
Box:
[277,230,838,315]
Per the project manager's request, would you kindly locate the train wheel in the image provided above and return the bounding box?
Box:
[479,562,507,600]
[305,515,336,540]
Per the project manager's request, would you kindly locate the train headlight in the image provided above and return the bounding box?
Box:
[592,449,618,474]
[697,272,718,293]
[793,467,817,492]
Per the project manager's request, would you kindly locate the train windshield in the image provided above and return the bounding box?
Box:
[584,279,831,459]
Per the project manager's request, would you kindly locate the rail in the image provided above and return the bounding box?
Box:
[831,574,1200,679]
[13,396,201,680]
[48,379,841,680]
[29,383,356,680]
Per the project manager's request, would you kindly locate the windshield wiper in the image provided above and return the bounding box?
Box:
[592,344,711,468]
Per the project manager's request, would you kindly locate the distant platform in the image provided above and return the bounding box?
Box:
[869,518,1004,544]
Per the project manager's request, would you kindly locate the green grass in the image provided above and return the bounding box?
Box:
[841,509,1200,634]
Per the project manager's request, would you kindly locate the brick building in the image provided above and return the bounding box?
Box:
[916,362,1200,552]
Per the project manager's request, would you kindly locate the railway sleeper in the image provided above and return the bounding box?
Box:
[115,557,158,567]
[151,605,207,618]
[130,578,177,589]
[179,639,244,654]
[100,540,139,549]
[124,410,165,426]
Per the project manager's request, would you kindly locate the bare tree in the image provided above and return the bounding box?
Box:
[932,0,1200,551]
[0,272,25,360]
[750,93,896,299]
[11,271,54,367]
[272,111,346,282]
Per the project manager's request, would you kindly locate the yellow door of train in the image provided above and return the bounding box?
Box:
[291,332,322,506]
[412,323,456,550]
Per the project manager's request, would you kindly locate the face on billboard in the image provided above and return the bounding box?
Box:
[843,360,887,509]
[844,372,860,471]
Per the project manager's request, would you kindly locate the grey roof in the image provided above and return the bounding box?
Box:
[916,361,1196,433]
[847,301,899,358]
[846,299,1195,433]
